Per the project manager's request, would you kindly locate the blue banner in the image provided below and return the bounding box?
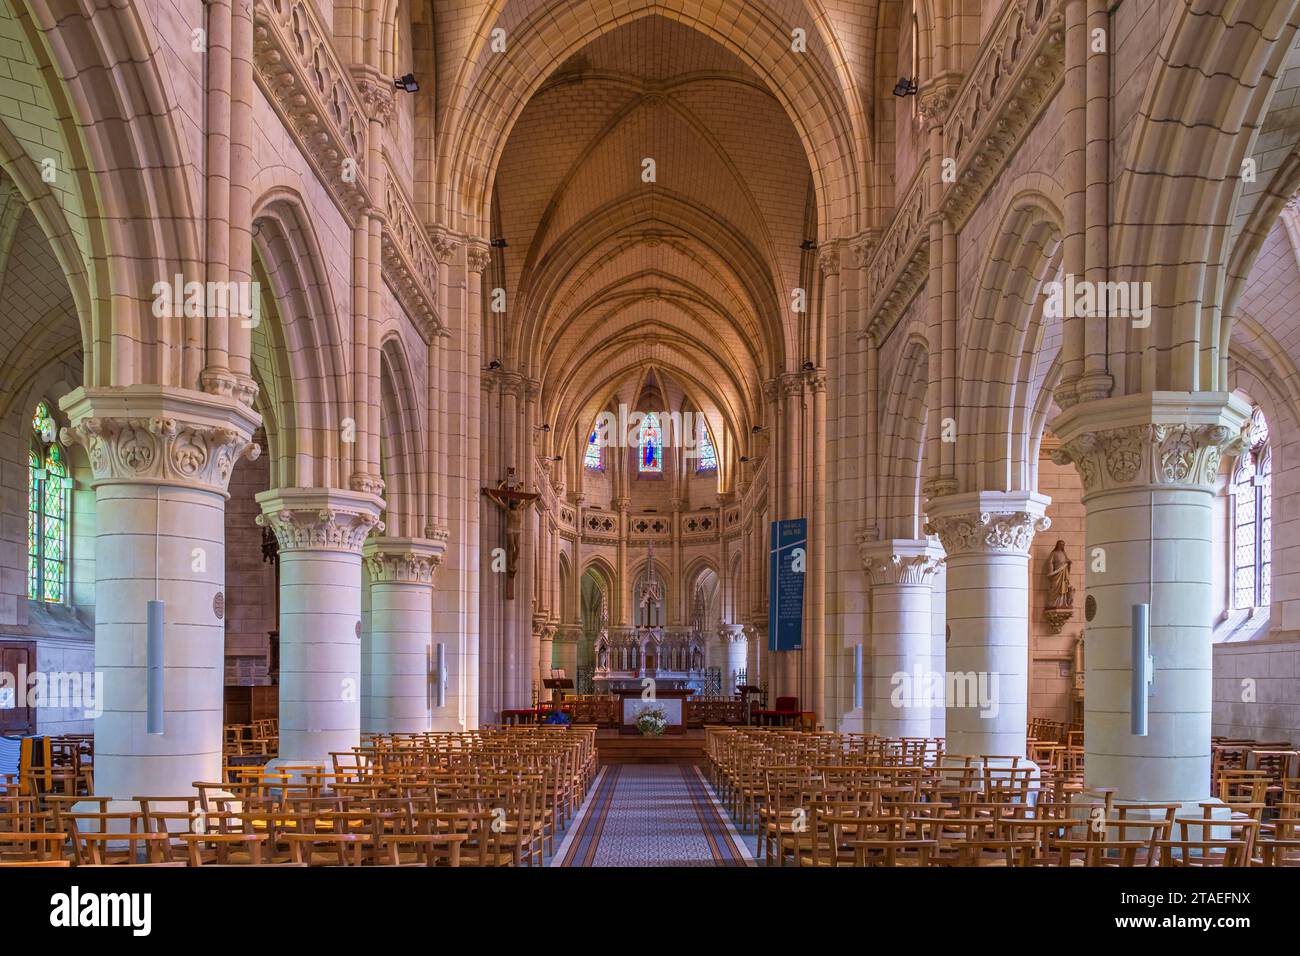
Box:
[768,518,806,652]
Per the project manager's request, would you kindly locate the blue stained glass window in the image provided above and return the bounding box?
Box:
[585,428,603,470]
[28,401,67,603]
[697,426,717,472]
[638,413,662,473]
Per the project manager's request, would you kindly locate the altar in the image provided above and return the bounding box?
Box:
[609,682,696,735]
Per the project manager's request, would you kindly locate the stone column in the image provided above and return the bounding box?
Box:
[539,624,557,682]
[717,624,747,693]
[362,537,445,734]
[859,539,945,739]
[58,386,259,801]
[257,488,383,771]
[614,496,631,626]
[744,623,763,686]
[553,626,580,685]
[1051,392,1250,809]
[924,491,1050,761]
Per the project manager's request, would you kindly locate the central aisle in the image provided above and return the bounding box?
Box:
[551,764,754,867]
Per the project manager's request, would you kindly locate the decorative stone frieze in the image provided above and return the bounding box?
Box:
[252,0,370,221]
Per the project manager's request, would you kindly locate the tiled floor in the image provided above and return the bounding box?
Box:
[551,764,754,867]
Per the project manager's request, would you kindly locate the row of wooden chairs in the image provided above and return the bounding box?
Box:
[705,726,1300,867]
[0,726,597,867]
[222,720,279,756]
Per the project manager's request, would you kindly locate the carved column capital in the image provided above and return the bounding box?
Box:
[426,226,462,265]
[351,66,396,126]
[256,488,384,554]
[817,244,841,277]
[716,623,747,644]
[857,537,945,586]
[917,74,962,126]
[58,386,261,496]
[465,241,491,274]
[923,491,1051,557]
[781,373,804,398]
[1049,392,1252,498]
[363,536,446,585]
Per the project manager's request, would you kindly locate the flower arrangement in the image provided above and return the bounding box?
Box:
[635,705,668,736]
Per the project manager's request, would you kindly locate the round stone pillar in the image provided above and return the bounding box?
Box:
[257,488,383,770]
[539,624,557,681]
[859,539,945,739]
[362,537,445,734]
[553,626,580,685]
[743,624,763,686]
[717,624,747,692]
[59,386,259,800]
[925,491,1050,760]
[1052,392,1250,808]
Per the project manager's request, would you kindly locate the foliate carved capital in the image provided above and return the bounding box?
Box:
[817,245,841,277]
[349,472,386,497]
[917,77,960,125]
[351,66,396,125]
[804,368,827,393]
[762,378,783,403]
[364,537,445,585]
[1051,422,1247,495]
[256,489,384,554]
[717,624,747,644]
[850,234,879,270]
[924,509,1049,557]
[781,373,804,398]
[858,537,945,586]
[426,226,461,265]
[58,387,260,495]
[465,241,491,274]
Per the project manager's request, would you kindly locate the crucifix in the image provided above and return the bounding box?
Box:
[481,467,539,599]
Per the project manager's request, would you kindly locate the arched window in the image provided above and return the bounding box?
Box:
[28,401,68,604]
[696,425,717,472]
[1232,407,1272,611]
[637,413,663,474]
[584,428,603,471]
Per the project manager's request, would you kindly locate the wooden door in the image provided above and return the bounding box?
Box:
[0,641,36,735]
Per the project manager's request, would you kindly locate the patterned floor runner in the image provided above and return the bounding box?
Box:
[551,764,753,867]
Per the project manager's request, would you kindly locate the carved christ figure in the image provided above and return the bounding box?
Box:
[1045,539,1075,610]
[481,467,538,599]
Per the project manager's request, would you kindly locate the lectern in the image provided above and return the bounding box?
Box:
[542,676,574,708]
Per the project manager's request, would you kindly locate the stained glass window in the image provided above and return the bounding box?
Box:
[696,425,717,472]
[584,428,603,471]
[1233,407,1271,611]
[27,401,67,603]
[638,413,663,473]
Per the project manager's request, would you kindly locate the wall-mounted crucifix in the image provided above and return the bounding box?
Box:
[481,467,539,599]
